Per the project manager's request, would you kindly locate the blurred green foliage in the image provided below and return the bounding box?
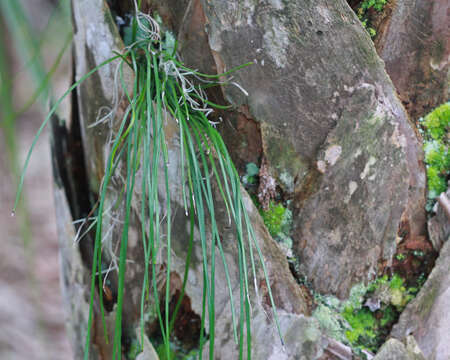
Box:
[420,103,449,205]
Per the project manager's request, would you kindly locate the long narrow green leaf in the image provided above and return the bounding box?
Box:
[84,58,132,360]
[0,0,48,100]
[13,54,123,213]
[15,31,73,117]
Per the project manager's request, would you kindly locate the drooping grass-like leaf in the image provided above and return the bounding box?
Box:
[0,0,48,101]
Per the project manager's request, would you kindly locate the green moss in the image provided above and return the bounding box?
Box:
[154,340,200,360]
[242,161,294,252]
[355,0,388,38]
[313,304,348,344]
[367,275,388,292]
[388,274,415,309]
[423,102,450,141]
[261,201,287,237]
[425,142,449,199]
[342,307,376,349]
[316,274,418,353]
[126,338,142,359]
[395,253,406,261]
[259,200,291,238]
[311,273,424,355]
[242,162,259,185]
[345,283,369,310]
[262,130,308,193]
[389,274,404,290]
[420,102,450,205]
[361,0,388,11]
[380,305,396,327]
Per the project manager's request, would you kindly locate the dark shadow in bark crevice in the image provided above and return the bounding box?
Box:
[49,51,117,312]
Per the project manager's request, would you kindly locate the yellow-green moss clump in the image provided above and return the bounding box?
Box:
[419,102,449,206]
[313,274,419,356]
[355,0,388,37]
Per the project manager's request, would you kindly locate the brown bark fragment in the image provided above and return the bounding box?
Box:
[376,0,450,121]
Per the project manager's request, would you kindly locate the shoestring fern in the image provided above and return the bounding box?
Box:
[14,4,282,360]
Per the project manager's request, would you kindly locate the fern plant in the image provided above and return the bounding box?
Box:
[14,5,281,360]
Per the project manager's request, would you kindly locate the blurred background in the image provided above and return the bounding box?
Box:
[0,0,73,358]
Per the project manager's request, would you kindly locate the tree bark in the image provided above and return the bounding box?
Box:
[375,0,449,121]
[54,0,430,358]
[150,0,427,298]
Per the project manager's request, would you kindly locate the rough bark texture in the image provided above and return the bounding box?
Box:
[63,0,328,358]
[391,239,450,360]
[372,338,425,360]
[56,0,434,358]
[50,87,102,358]
[428,188,450,252]
[375,0,450,120]
[150,0,427,298]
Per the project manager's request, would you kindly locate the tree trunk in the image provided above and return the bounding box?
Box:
[374,0,449,121]
[54,0,430,358]
[151,0,427,298]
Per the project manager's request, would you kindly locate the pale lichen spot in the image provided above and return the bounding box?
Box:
[316,5,332,24]
[263,17,289,68]
[317,160,327,174]
[325,145,342,166]
[208,30,223,52]
[345,181,358,204]
[268,0,284,10]
[360,156,377,179]
[344,84,354,94]
[280,171,294,193]
[349,181,358,196]
[390,123,407,149]
[329,229,341,245]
